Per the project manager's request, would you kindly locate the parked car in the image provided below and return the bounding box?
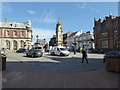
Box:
[94,49,104,54]
[32,47,44,53]
[16,48,28,53]
[66,46,70,51]
[49,46,70,56]
[103,50,120,62]
[26,49,43,57]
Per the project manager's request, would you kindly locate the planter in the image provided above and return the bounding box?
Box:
[105,57,120,73]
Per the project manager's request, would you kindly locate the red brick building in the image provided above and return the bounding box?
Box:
[0,18,32,52]
[94,14,120,52]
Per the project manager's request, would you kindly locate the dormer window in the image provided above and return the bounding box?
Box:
[15,24,17,27]
[10,24,12,26]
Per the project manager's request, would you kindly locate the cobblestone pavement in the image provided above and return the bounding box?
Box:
[2,52,119,88]
[4,52,105,72]
[6,52,105,61]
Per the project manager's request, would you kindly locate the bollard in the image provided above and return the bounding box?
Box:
[0,54,7,71]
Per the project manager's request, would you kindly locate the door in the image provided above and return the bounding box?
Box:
[55,48,60,55]
[13,40,17,50]
[6,40,10,50]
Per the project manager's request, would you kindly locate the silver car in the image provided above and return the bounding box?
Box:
[26,49,43,57]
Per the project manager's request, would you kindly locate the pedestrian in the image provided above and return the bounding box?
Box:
[81,48,88,64]
[73,45,76,54]
[80,47,82,53]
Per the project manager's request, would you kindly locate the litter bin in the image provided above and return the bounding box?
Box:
[0,54,7,71]
[104,51,120,73]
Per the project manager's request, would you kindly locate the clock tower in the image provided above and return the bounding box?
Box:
[56,19,63,46]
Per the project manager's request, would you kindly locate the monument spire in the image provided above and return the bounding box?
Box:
[56,18,63,46]
[57,18,62,25]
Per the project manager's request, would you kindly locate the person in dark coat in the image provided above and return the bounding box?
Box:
[81,49,88,64]
[72,45,76,55]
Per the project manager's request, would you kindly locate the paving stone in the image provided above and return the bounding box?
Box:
[2,52,118,88]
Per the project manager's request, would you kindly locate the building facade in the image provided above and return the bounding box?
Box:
[65,32,77,51]
[63,32,74,45]
[94,14,120,52]
[49,35,56,47]
[34,38,48,52]
[75,31,94,51]
[0,18,32,52]
[34,39,47,47]
[56,19,63,46]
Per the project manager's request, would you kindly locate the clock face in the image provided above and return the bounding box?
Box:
[58,26,62,30]
[60,26,62,30]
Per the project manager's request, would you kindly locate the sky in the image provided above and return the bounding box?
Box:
[1,2,118,43]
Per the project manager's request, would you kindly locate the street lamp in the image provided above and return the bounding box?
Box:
[36,35,39,40]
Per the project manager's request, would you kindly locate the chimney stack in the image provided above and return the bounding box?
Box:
[4,18,8,22]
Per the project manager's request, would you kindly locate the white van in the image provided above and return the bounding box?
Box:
[49,46,70,56]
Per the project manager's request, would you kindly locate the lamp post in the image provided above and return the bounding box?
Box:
[43,39,46,45]
[36,35,39,41]
[35,35,39,47]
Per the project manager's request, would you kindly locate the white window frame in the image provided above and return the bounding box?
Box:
[21,31,24,37]
[6,30,10,37]
[28,32,31,38]
[13,31,17,37]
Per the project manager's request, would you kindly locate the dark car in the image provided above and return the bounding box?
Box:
[103,50,120,62]
[16,48,28,53]
[26,49,43,57]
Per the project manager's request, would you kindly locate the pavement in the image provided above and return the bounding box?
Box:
[1,52,119,88]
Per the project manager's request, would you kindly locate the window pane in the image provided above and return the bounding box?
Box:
[6,30,10,36]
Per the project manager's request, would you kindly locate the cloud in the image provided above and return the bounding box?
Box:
[75,3,87,9]
[89,6,99,13]
[42,11,56,23]
[75,3,99,13]
[27,10,36,14]
[80,3,87,9]
[33,10,57,24]
[32,28,55,42]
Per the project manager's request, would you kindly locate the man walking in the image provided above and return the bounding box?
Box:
[73,46,76,54]
[72,44,76,55]
[81,48,88,64]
